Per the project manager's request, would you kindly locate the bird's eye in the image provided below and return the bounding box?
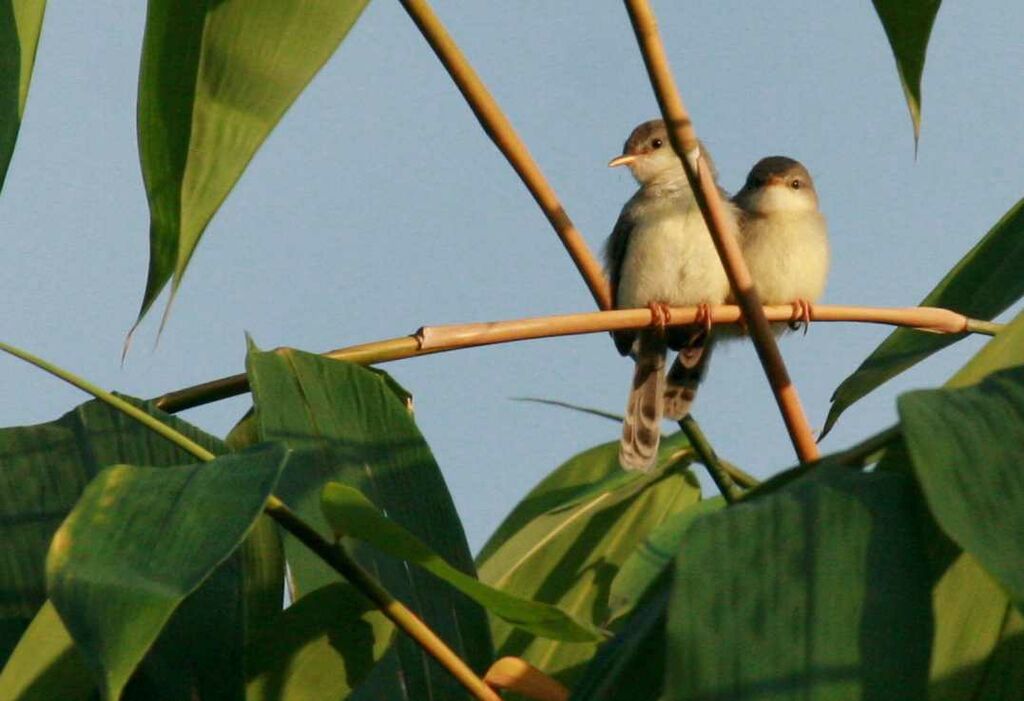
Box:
[651,138,663,149]
[790,179,802,189]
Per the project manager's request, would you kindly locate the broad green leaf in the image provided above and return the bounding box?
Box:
[899,365,1024,609]
[476,432,700,692]
[0,396,225,665]
[245,583,393,701]
[0,601,92,701]
[0,0,45,194]
[245,344,493,700]
[929,551,1024,699]
[668,466,932,700]
[321,482,602,642]
[608,497,724,623]
[569,588,668,701]
[47,445,287,700]
[868,433,1023,698]
[823,198,1024,438]
[871,0,941,142]
[134,0,370,327]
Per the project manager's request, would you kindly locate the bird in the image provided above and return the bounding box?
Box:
[604,119,734,471]
[662,157,829,421]
[733,156,829,332]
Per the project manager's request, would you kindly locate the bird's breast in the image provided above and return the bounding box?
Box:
[616,205,730,309]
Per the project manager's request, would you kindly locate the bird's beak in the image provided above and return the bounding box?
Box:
[608,154,637,168]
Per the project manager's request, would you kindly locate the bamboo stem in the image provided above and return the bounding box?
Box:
[398,0,611,310]
[153,304,1000,413]
[622,0,819,463]
[265,496,501,701]
[0,341,500,701]
[484,657,569,701]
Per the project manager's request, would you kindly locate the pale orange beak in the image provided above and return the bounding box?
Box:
[608,154,637,168]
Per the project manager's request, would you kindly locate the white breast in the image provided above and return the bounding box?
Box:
[616,195,732,310]
[740,211,829,304]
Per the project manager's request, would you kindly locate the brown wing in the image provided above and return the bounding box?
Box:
[604,206,636,356]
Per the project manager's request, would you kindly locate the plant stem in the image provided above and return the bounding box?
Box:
[678,416,744,503]
[0,340,501,701]
[153,304,1001,413]
[623,0,819,463]
[264,496,502,701]
[398,0,611,311]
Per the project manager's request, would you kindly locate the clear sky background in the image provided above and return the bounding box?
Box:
[2,2,1022,551]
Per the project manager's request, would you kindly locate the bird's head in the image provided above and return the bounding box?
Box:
[609,119,689,187]
[734,156,819,215]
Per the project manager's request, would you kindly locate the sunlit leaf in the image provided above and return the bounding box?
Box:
[476,432,699,693]
[245,583,393,701]
[46,445,287,700]
[871,0,942,142]
[0,601,92,701]
[321,482,603,642]
[134,0,370,328]
[0,0,45,194]
[823,198,1024,438]
[899,365,1024,609]
[245,343,492,700]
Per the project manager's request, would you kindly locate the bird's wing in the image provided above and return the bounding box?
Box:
[604,206,637,356]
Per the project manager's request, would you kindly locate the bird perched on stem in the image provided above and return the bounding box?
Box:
[733,156,829,332]
[662,156,829,422]
[605,119,734,471]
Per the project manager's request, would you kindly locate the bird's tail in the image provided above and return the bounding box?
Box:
[619,332,666,471]
[663,337,715,421]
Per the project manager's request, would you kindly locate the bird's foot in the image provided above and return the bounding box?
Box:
[686,303,713,346]
[647,301,672,331]
[788,299,814,335]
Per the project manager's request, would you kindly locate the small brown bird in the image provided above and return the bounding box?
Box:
[734,156,829,329]
[605,120,735,471]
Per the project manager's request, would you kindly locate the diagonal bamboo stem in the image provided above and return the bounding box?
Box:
[152,304,999,413]
[399,0,611,310]
[623,0,819,462]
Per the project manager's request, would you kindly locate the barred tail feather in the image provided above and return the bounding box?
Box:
[619,333,666,471]
[663,339,715,421]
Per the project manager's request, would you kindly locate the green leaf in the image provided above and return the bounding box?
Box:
[667,465,933,700]
[46,444,288,700]
[871,0,941,143]
[0,0,45,194]
[476,432,700,691]
[569,587,668,701]
[0,601,92,701]
[929,552,1024,699]
[823,198,1024,438]
[898,365,1024,610]
[321,482,603,642]
[245,583,393,701]
[245,344,493,700]
[134,0,370,327]
[607,497,724,623]
[0,396,225,665]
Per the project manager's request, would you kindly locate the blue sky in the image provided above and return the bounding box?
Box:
[2,2,1022,550]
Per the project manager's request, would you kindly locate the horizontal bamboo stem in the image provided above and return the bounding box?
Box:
[152,304,996,414]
